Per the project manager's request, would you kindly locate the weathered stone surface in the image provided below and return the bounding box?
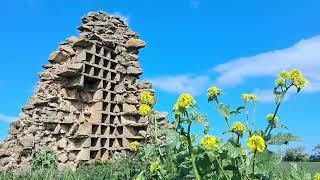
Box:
[20,135,34,148]
[0,11,168,171]
[115,64,126,74]
[123,103,137,113]
[137,80,152,89]
[126,38,146,49]
[49,51,69,64]
[58,154,68,163]
[127,66,143,75]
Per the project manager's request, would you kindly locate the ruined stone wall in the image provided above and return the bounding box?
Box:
[0,12,167,171]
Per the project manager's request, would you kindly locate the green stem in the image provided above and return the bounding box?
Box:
[264,84,293,138]
[235,158,243,180]
[236,134,240,145]
[186,122,201,180]
[252,103,256,131]
[157,169,166,180]
[244,102,249,127]
[252,151,256,179]
[224,117,231,130]
[215,156,230,180]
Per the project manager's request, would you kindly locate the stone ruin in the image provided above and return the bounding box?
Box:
[0,12,167,171]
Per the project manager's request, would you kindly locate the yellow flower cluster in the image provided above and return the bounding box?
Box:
[207,86,222,99]
[139,104,153,116]
[247,135,266,153]
[173,93,196,112]
[232,122,246,134]
[278,69,308,89]
[129,141,140,152]
[241,93,257,102]
[139,91,156,116]
[267,114,278,124]
[275,77,286,86]
[139,91,156,106]
[150,160,161,173]
[241,150,247,156]
[201,135,219,151]
[314,173,320,180]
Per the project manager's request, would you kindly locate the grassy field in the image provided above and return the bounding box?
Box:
[283,162,320,176]
[296,162,320,176]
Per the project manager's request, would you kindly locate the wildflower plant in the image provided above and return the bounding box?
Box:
[130,141,141,152]
[314,173,320,180]
[126,69,310,180]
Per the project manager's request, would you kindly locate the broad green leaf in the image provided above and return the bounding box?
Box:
[267,133,301,145]
[255,150,282,175]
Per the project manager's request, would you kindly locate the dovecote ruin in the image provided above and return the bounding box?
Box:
[0,12,167,171]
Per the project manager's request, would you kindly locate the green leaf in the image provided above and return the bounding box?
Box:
[274,89,285,104]
[135,171,146,180]
[222,142,242,159]
[275,123,288,129]
[267,133,301,146]
[191,112,210,134]
[217,104,232,119]
[230,106,245,115]
[255,150,282,175]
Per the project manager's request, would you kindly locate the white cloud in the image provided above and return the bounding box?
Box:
[254,88,296,103]
[0,114,17,122]
[190,0,200,8]
[213,35,320,93]
[111,12,130,24]
[148,35,320,100]
[149,74,209,96]
[254,89,276,103]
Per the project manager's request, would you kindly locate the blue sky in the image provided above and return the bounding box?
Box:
[0,0,319,152]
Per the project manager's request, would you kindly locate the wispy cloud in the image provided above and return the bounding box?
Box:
[111,12,130,24]
[212,35,320,102]
[0,114,17,122]
[149,74,209,96]
[254,88,296,103]
[148,35,320,101]
[213,36,320,94]
[190,0,200,9]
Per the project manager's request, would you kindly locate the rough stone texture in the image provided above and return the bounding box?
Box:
[0,11,168,171]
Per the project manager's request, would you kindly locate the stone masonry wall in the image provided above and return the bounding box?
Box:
[0,12,167,171]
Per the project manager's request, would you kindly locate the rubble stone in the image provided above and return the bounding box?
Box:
[125,38,146,49]
[0,11,168,171]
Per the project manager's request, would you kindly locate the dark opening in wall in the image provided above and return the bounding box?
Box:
[83,76,99,90]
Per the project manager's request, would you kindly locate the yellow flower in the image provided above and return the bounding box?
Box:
[207,87,222,99]
[129,141,140,152]
[267,114,278,124]
[150,160,161,173]
[314,173,320,180]
[288,69,308,89]
[280,71,290,79]
[173,93,196,112]
[247,135,266,153]
[139,91,156,106]
[275,77,286,86]
[201,135,219,151]
[279,69,308,90]
[242,93,257,102]
[241,150,247,156]
[139,104,153,116]
[232,122,246,134]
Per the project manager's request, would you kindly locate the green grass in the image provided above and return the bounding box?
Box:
[296,162,320,176]
[283,162,320,176]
